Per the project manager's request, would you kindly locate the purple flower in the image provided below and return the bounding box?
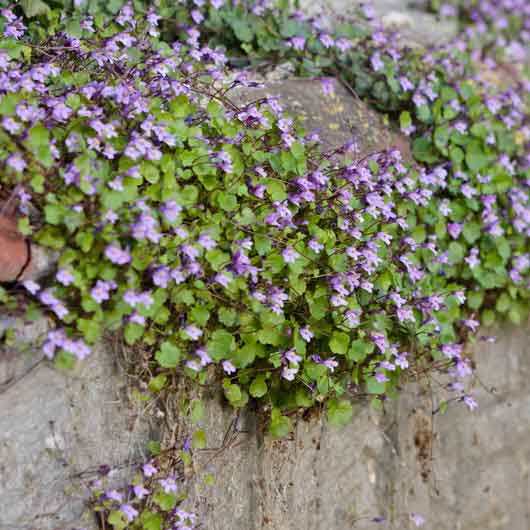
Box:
[130,312,145,326]
[23,280,41,295]
[410,513,426,527]
[282,366,298,381]
[284,348,302,365]
[371,52,384,71]
[222,360,236,374]
[287,36,305,50]
[323,358,338,372]
[447,223,462,240]
[132,213,161,243]
[319,33,334,48]
[214,272,233,288]
[399,76,414,91]
[90,280,116,303]
[2,117,21,134]
[282,246,299,264]
[142,462,157,477]
[374,371,389,384]
[464,248,480,269]
[320,78,335,96]
[184,324,203,341]
[159,476,177,493]
[56,269,75,286]
[198,232,217,251]
[162,200,182,222]
[462,395,478,411]
[6,153,26,172]
[106,489,123,502]
[308,239,323,253]
[300,326,313,342]
[105,243,131,265]
[120,504,139,522]
[133,484,149,499]
[152,266,171,288]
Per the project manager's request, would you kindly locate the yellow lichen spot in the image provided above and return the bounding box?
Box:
[326,104,344,115]
[328,123,340,130]
[515,131,525,146]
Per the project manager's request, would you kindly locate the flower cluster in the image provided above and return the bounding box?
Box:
[90,458,197,530]
[0,2,490,435]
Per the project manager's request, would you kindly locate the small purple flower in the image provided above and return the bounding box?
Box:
[133,484,149,499]
[319,33,334,48]
[152,266,171,288]
[399,76,414,91]
[323,358,338,372]
[282,246,299,264]
[287,35,305,50]
[222,360,236,374]
[184,324,203,341]
[464,248,480,269]
[409,513,426,527]
[6,153,26,172]
[300,326,313,342]
[120,504,139,522]
[56,269,75,286]
[159,476,177,493]
[105,243,131,265]
[447,223,462,240]
[374,371,389,384]
[198,232,217,251]
[23,280,41,295]
[214,272,233,288]
[162,200,182,222]
[308,239,323,253]
[284,348,302,365]
[106,489,123,502]
[462,395,478,411]
[320,78,335,96]
[142,462,157,477]
[282,366,298,381]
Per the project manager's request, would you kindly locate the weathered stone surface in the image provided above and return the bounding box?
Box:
[299,0,458,47]
[235,78,410,158]
[167,325,530,530]
[0,343,151,530]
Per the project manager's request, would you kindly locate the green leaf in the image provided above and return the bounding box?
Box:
[190,399,204,424]
[462,222,481,243]
[192,430,207,449]
[329,332,349,355]
[347,339,373,362]
[207,330,235,361]
[268,409,292,438]
[107,510,127,530]
[465,140,488,172]
[155,341,182,368]
[327,399,353,427]
[495,292,511,313]
[20,0,51,18]
[124,322,144,345]
[148,374,167,392]
[249,375,268,398]
[153,490,177,511]
[142,513,163,530]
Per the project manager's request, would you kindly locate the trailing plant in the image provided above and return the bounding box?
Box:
[1,1,527,528]
[0,1,490,431]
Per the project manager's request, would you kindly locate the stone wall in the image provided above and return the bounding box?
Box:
[2,319,529,530]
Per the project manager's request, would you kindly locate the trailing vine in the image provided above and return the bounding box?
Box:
[0,0,528,526]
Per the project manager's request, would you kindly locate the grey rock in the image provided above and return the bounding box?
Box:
[298,0,458,48]
[234,78,411,158]
[0,344,152,530]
